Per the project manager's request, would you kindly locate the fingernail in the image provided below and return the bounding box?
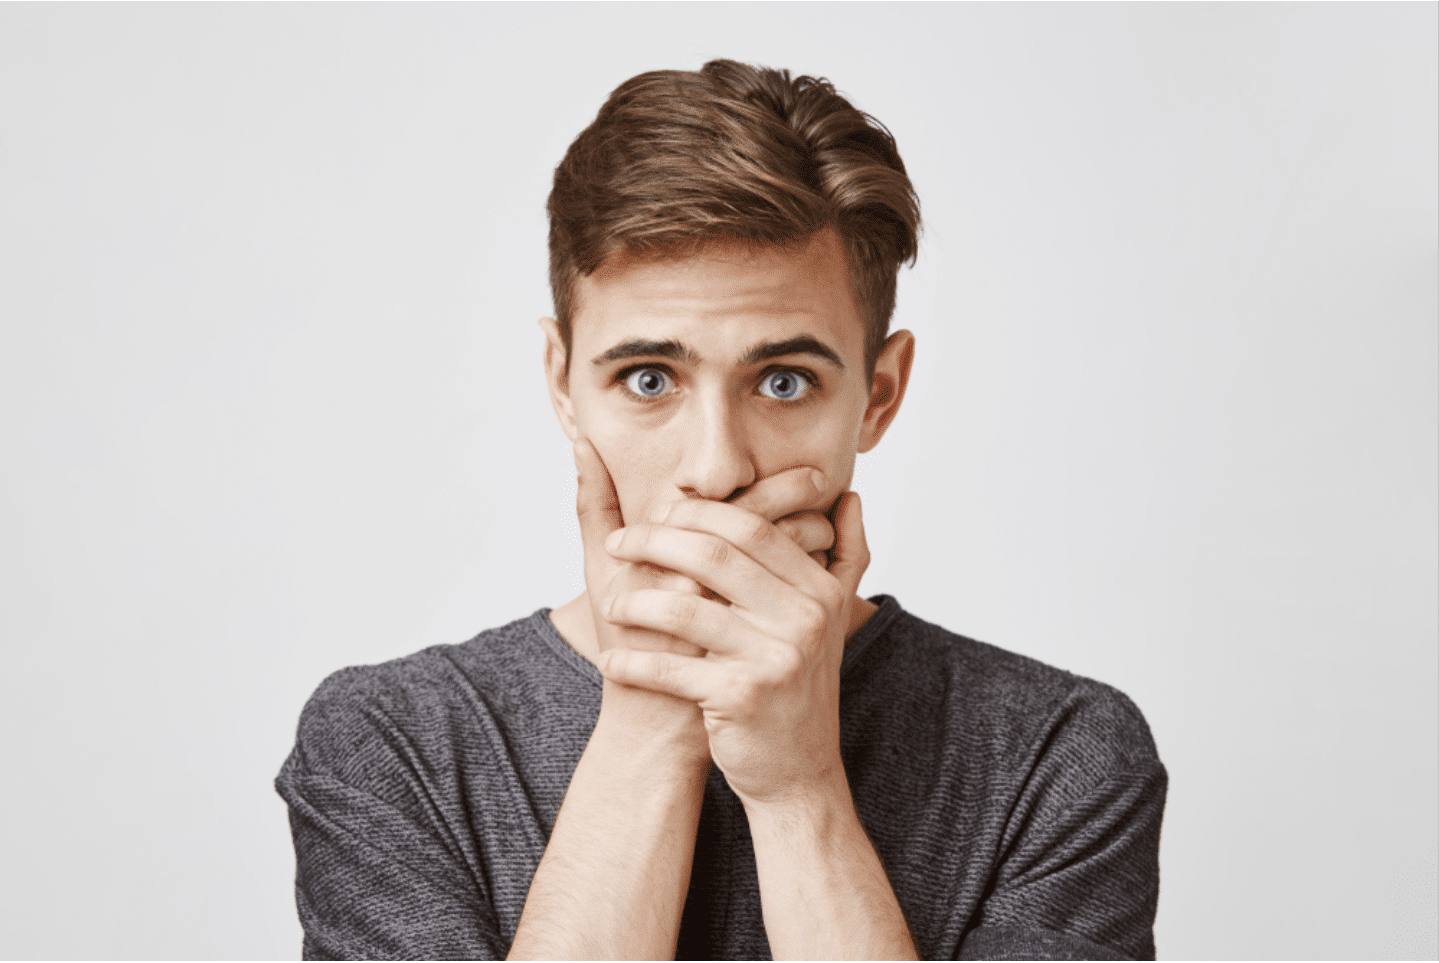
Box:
[811,469,826,493]
[605,529,623,553]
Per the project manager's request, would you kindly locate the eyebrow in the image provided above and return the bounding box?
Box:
[590,334,845,370]
[740,335,845,370]
[590,339,699,367]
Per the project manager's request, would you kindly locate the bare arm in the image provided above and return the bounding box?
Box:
[746,773,917,960]
[743,496,916,959]
[509,441,837,960]
[600,491,917,960]
[508,685,710,960]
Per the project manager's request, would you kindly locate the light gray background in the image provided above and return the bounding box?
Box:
[1,3,1434,959]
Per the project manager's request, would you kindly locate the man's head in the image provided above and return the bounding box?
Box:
[542,60,921,526]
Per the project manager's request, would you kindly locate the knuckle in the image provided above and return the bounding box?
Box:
[664,593,701,632]
[796,595,828,633]
[768,643,803,679]
[702,535,732,568]
[726,669,760,706]
[740,514,772,548]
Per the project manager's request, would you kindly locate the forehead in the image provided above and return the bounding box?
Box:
[572,228,864,357]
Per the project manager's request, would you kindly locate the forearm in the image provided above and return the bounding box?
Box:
[745,772,918,961]
[508,683,710,960]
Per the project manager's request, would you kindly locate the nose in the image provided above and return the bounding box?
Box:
[672,394,756,502]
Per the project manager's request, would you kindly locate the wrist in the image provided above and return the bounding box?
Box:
[594,680,712,772]
[740,763,855,838]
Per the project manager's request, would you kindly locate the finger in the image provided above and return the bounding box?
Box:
[810,550,829,568]
[775,510,835,557]
[729,465,827,524]
[607,523,793,616]
[632,551,710,604]
[598,567,707,658]
[660,498,826,594]
[828,491,870,599]
[607,588,755,657]
[574,438,623,555]
[599,648,724,705]
[598,617,706,656]
[575,437,704,599]
[651,567,706,597]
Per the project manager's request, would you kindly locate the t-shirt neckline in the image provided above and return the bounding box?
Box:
[530,594,903,690]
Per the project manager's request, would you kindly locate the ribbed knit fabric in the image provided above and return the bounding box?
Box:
[276,595,1166,961]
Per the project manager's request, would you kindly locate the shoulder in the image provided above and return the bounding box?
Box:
[283,610,578,792]
[855,598,1162,787]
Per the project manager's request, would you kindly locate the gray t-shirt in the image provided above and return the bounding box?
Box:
[276,595,1167,960]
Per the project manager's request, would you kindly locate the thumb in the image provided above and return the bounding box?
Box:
[574,438,623,552]
[828,491,870,599]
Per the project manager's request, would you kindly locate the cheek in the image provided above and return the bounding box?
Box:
[578,410,682,524]
[753,412,862,502]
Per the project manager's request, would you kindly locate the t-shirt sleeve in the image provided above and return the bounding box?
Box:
[274,670,508,961]
[960,684,1168,961]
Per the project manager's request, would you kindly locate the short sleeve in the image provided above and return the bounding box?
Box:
[960,685,1169,961]
[274,670,508,961]
[277,766,503,960]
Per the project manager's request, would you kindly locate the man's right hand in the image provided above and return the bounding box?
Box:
[573,437,835,665]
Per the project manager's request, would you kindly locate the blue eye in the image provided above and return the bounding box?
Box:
[624,368,672,398]
[758,370,811,401]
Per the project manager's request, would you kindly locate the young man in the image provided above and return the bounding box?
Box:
[277,60,1167,961]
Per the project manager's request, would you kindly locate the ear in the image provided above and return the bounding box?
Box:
[539,317,580,442]
[858,329,916,453]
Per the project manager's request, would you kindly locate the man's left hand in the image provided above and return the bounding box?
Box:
[597,489,869,807]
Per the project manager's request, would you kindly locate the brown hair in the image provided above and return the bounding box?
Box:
[547,59,921,379]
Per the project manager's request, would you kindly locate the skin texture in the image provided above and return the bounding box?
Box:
[511,226,918,960]
[545,227,912,658]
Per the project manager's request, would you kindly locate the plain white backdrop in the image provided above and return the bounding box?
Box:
[1,4,1434,959]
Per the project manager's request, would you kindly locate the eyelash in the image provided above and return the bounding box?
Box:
[614,365,820,405]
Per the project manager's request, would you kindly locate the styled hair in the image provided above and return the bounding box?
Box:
[547,59,921,379]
